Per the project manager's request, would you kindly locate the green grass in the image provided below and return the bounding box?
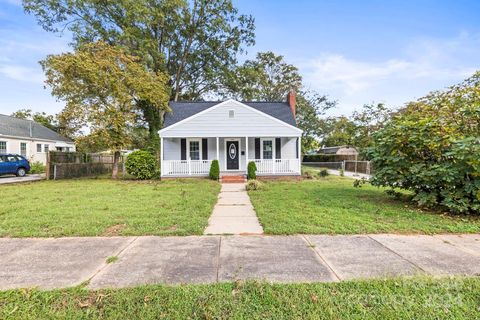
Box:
[1,277,479,319]
[249,176,480,234]
[105,256,118,264]
[0,179,220,237]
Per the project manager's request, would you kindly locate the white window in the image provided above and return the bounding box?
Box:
[20,143,27,157]
[44,144,49,153]
[229,110,235,118]
[37,143,42,152]
[189,140,200,160]
[0,141,6,153]
[262,140,273,160]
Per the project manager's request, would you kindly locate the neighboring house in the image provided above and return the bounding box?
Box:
[0,114,75,164]
[319,145,358,156]
[159,92,302,177]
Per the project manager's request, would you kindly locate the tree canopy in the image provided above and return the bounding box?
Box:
[11,108,60,133]
[24,0,255,101]
[41,41,170,177]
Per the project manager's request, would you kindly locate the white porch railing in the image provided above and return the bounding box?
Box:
[249,159,300,174]
[162,160,212,176]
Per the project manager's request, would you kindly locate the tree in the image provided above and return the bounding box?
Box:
[23,0,254,101]
[296,91,335,152]
[11,108,60,132]
[41,41,170,178]
[222,51,335,152]
[222,51,302,101]
[319,103,391,157]
[369,72,480,214]
[351,103,391,155]
[320,116,357,147]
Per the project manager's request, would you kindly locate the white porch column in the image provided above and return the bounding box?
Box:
[216,137,219,160]
[297,136,302,173]
[245,136,249,172]
[160,136,164,177]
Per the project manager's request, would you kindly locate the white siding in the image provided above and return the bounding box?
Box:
[160,100,301,138]
[162,136,298,172]
[0,136,75,164]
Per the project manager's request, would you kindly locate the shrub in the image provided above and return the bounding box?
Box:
[317,168,329,178]
[246,179,262,191]
[125,150,158,180]
[29,161,45,174]
[303,170,315,179]
[369,72,480,214]
[209,160,220,180]
[247,161,257,180]
[339,168,345,177]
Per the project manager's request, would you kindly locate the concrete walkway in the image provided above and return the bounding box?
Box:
[0,174,45,185]
[204,183,263,235]
[0,234,479,290]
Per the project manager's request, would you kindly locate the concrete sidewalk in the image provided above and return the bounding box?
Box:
[0,234,479,290]
[204,183,263,235]
[0,174,45,185]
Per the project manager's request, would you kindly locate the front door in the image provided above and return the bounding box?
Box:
[226,141,239,170]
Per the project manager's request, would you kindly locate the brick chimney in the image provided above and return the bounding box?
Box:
[287,90,296,118]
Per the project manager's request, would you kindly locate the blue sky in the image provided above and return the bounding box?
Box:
[0,0,479,116]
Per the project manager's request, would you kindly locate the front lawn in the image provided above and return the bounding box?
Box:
[1,277,479,319]
[0,179,220,237]
[249,176,480,234]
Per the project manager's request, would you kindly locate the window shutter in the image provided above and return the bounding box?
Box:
[275,138,281,159]
[255,138,260,159]
[180,139,186,160]
[202,138,208,160]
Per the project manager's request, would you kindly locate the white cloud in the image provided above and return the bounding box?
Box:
[0,64,44,83]
[301,33,479,115]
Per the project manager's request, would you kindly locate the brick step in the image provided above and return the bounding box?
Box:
[220,175,246,183]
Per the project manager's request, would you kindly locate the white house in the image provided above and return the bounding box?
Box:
[159,92,302,178]
[0,114,75,164]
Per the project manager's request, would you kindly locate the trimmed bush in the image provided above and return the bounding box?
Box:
[318,168,329,178]
[246,179,262,191]
[125,150,158,180]
[247,161,257,180]
[29,161,45,174]
[209,160,220,180]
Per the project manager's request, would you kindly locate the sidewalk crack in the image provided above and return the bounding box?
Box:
[367,235,426,273]
[84,236,139,286]
[301,235,341,281]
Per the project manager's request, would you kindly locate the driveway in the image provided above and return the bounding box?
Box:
[0,233,479,290]
[0,174,45,185]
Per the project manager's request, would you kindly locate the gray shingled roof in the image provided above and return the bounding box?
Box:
[164,101,297,128]
[0,114,73,142]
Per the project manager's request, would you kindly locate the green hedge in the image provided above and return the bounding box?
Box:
[303,154,339,162]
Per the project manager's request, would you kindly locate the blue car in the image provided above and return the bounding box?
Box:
[0,154,31,177]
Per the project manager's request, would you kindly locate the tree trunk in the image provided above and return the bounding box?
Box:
[112,150,120,179]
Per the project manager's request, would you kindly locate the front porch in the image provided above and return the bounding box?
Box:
[160,136,301,177]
